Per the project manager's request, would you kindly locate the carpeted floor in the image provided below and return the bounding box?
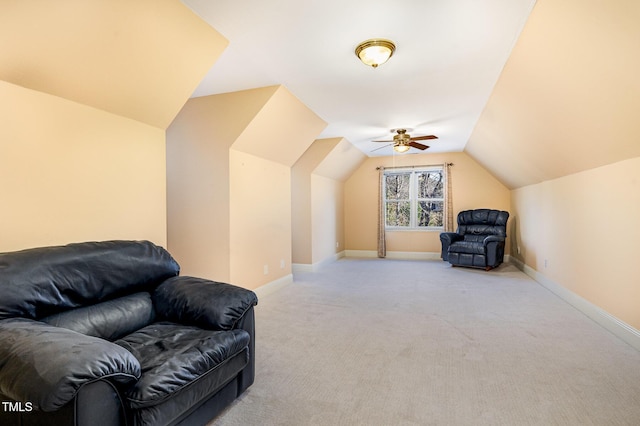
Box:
[209,258,640,425]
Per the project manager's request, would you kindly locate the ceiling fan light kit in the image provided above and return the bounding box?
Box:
[355,39,396,68]
[372,128,438,153]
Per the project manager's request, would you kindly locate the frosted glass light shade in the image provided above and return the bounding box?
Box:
[355,39,396,68]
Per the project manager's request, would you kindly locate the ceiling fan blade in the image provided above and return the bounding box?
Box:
[408,141,429,150]
[409,135,438,141]
[371,143,394,152]
[372,139,393,143]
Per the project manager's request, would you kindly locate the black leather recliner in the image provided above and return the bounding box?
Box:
[0,240,258,426]
[440,209,509,270]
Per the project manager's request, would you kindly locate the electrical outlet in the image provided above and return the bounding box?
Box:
[280,259,285,269]
[336,242,339,248]
[544,259,548,268]
[263,264,269,275]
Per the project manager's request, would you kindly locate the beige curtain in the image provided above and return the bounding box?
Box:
[444,163,454,232]
[377,166,386,258]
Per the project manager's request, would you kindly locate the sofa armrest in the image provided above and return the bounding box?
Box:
[0,318,140,412]
[153,276,258,331]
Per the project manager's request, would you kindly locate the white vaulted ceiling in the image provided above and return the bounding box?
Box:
[180,0,536,157]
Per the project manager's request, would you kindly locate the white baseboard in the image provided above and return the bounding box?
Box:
[254,274,293,299]
[292,251,346,273]
[510,257,640,352]
[291,263,314,273]
[345,250,441,261]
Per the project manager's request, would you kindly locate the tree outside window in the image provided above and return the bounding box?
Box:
[384,167,444,229]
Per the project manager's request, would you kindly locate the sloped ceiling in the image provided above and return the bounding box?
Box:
[312,138,367,182]
[180,0,536,156]
[172,86,281,148]
[232,86,327,167]
[294,138,367,182]
[0,0,227,129]
[466,0,640,189]
[169,84,326,169]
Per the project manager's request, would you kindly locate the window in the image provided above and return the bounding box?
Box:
[383,167,444,229]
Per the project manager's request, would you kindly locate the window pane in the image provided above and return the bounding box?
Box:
[385,173,410,200]
[417,201,443,227]
[386,201,410,227]
[417,171,443,199]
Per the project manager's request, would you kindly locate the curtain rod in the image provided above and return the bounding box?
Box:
[376,163,453,170]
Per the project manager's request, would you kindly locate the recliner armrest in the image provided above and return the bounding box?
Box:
[483,235,505,246]
[439,232,462,244]
[0,318,140,412]
[439,232,462,261]
[153,276,258,331]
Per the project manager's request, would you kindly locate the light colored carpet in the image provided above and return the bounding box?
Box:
[209,258,640,425]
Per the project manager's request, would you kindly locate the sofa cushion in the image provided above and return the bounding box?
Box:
[115,322,250,409]
[0,240,179,320]
[129,360,247,426]
[41,292,155,341]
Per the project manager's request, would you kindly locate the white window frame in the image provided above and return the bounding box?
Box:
[383,166,444,231]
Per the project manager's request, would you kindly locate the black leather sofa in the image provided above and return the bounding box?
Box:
[0,240,258,426]
[440,209,509,270]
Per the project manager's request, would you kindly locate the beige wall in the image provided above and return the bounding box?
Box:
[465,0,640,331]
[1,0,226,253]
[292,138,365,266]
[230,151,292,288]
[166,88,278,281]
[1,81,167,252]
[167,86,326,289]
[291,162,313,265]
[345,152,510,254]
[311,175,344,264]
[511,157,640,329]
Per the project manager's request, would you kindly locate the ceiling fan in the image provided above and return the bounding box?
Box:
[372,128,438,153]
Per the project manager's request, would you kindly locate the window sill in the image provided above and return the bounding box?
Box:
[385,227,443,232]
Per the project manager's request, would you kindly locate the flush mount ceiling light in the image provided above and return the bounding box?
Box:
[355,39,396,68]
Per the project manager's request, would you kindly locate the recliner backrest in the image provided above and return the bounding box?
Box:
[457,209,509,238]
[0,240,179,320]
